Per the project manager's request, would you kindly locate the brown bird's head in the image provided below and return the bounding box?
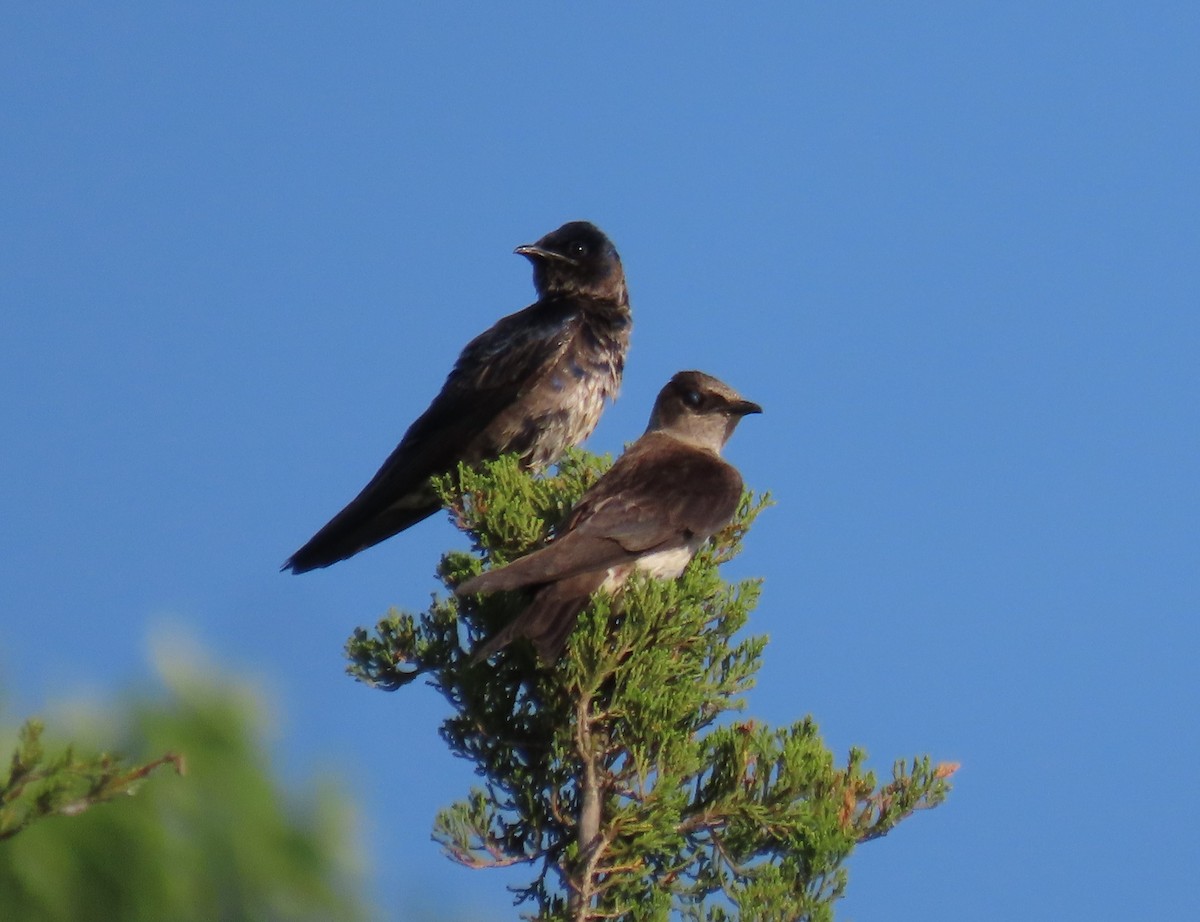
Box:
[646,370,762,453]
[515,221,627,303]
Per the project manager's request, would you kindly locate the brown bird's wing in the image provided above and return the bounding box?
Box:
[457,432,744,594]
[283,299,587,573]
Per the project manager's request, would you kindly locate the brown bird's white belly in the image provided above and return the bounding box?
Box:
[598,537,705,592]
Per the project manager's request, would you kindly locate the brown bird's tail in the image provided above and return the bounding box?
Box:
[469,572,605,665]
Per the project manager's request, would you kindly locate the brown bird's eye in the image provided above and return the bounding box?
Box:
[683,389,703,407]
[570,241,588,258]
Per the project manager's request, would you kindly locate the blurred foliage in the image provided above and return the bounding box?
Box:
[0,656,368,922]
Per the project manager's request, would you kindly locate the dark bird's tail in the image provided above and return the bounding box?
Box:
[282,496,439,573]
[469,573,604,664]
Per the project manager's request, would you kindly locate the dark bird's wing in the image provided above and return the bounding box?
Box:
[284,299,590,572]
[457,433,744,594]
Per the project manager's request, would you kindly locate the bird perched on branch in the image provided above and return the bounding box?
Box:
[284,221,631,574]
[458,370,761,663]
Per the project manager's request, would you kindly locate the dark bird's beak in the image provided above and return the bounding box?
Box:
[514,244,578,266]
[730,399,763,417]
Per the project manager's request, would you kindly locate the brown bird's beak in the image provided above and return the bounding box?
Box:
[514,244,578,266]
[730,399,763,417]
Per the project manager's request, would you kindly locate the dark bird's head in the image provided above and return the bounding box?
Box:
[646,370,762,453]
[515,221,627,302]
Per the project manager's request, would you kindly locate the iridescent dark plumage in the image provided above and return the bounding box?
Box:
[459,371,762,663]
[284,221,631,573]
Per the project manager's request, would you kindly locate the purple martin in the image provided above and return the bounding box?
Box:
[284,221,631,574]
[458,370,761,663]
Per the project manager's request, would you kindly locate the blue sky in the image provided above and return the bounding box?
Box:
[3,4,1197,918]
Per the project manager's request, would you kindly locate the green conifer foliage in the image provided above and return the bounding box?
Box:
[347,451,954,921]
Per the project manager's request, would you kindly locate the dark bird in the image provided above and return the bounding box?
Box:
[284,221,631,574]
[458,370,762,663]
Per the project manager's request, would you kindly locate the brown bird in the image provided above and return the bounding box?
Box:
[458,370,761,663]
[284,221,631,573]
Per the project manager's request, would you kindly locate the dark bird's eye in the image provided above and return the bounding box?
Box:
[683,389,703,408]
[569,240,588,258]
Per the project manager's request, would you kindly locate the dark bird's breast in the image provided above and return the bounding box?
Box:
[472,301,630,469]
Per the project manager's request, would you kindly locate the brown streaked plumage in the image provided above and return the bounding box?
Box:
[284,221,631,574]
[458,370,762,663]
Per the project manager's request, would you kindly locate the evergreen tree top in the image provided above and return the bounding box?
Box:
[347,451,955,921]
